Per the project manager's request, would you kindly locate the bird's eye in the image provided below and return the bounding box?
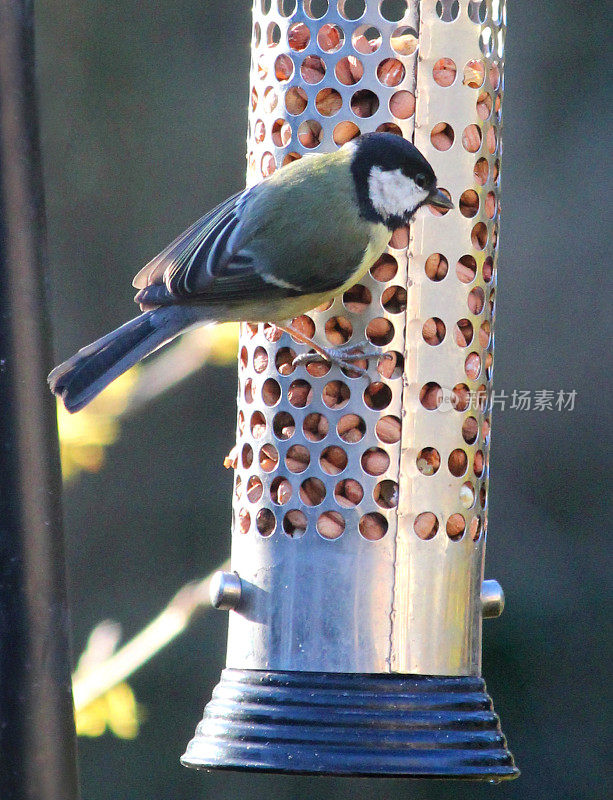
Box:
[415,173,427,189]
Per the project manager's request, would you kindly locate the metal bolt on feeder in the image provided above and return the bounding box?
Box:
[182,0,517,780]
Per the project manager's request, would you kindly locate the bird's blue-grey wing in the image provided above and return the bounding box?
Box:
[133,185,310,308]
[132,188,257,297]
[133,177,359,310]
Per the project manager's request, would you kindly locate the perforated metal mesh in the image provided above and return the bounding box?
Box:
[226,0,505,676]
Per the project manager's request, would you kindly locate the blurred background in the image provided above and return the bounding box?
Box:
[35,1,610,798]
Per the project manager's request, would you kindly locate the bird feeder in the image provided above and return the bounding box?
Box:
[182,0,517,779]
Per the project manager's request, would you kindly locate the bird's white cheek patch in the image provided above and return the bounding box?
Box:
[368,167,429,221]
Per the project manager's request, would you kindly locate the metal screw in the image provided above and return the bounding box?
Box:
[209,571,242,611]
[481,579,505,618]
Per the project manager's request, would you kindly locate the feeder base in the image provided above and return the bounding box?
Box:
[181,668,518,780]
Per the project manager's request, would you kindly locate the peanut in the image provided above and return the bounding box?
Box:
[259,444,279,472]
[419,382,442,410]
[335,55,364,85]
[390,32,417,55]
[377,351,398,380]
[290,315,315,339]
[273,479,292,505]
[354,32,381,54]
[224,444,239,470]
[375,415,401,444]
[471,222,487,249]
[416,447,440,476]
[334,479,363,507]
[274,54,293,82]
[337,413,362,437]
[462,124,481,153]
[317,23,342,52]
[317,511,345,539]
[478,322,491,348]
[361,447,390,476]
[371,254,398,282]
[288,22,309,51]
[456,256,476,282]
[333,120,360,145]
[298,119,322,147]
[300,477,325,506]
[468,287,485,314]
[351,89,378,118]
[414,512,438,539]
[301,55,325,84]
[389,226,409,249]
[303,412,328,441]
[463,61,484,88]
[433,57,456,87]
[452,383,470,411]
[474,158,489,185]
[446,513,465,539]
[284,509,306,536]
[263,86,278,113]
[422,317,445,345]
[253,347,268,373]
[365,382,392,411]
[285,86,307,115]
[251,423,266,440]
[247,477,263,503]
[305,361,331,378]
[462,416,478,443]
[465,353,481,380]
[455,319,473,347]
[275,348,296,375]
[238,508,251,535]
[377,58,405,87]
[477,90,492,120]
[320,446,347,475]
[316,87,342,116]
[359,513,387,540]
[323,380,350,409]
[448,449,468,476]
[459,190,479,217]
[425,252,449,281]
[430,121,454,151]
[286,444,310,473]
[390,90,415,120]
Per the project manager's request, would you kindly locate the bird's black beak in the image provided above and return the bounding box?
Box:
[427,188,454,210]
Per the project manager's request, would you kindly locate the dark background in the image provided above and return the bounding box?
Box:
[35,1,610,798]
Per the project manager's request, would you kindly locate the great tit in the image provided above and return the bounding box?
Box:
[49,132,452,412]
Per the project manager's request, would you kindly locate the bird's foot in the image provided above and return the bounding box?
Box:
[292,341,382,377]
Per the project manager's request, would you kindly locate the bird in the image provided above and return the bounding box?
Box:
[48,132,453,412]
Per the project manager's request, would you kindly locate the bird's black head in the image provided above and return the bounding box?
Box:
[349,132,452,229]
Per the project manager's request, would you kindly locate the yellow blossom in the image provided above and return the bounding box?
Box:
[57,369,138,481]
[75,682,142,739]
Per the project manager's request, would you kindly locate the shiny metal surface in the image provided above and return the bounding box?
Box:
[225,0,506,676]
[481,578,505,618]
[210,571,243,610]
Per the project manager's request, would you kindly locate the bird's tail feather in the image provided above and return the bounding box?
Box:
[48,308,190,413]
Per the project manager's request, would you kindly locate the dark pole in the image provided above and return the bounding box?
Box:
[0,1,80,798]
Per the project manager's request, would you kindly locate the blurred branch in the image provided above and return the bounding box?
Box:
[58,323,239,482]
[72,559,230,713]
[123,322,238,414]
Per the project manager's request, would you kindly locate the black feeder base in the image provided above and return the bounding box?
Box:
[181,669,519,780]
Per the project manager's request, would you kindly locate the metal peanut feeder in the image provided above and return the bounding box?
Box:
[183,0,517,779]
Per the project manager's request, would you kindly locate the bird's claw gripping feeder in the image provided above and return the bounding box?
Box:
[182,0,517,780]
